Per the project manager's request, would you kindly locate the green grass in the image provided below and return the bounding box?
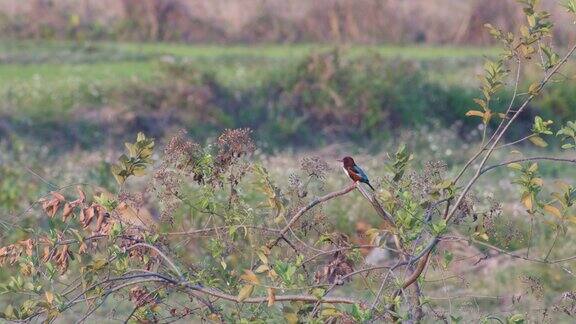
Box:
[0,40,500,123]
[0,39,500,91]
[118,41,501,59]
[0,61,156,87]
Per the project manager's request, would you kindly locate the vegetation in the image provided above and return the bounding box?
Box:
[2,0,576,323]
[1,0,575,45]
[2,40,576,150]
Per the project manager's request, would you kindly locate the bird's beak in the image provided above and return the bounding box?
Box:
[336,159,342,162]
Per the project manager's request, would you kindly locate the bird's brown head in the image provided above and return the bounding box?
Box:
[338,156,355,167]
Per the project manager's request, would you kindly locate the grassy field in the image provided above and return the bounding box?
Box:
[0,39,509,150]
[0,40,499,88]
[1,40,576,322]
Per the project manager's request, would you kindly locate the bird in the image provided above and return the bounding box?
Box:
[338,156,375,191]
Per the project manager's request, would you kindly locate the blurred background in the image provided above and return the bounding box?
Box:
[1,1,576,320]
[3,0,576,211]
[1,0,576,150]
[1,0,576,44]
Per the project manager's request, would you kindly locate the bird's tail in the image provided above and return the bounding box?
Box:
[364,181,375,191]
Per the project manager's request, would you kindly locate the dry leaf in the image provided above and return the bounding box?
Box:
[76,186,86,203]
[51,192,65,202]
[62,203,73,220]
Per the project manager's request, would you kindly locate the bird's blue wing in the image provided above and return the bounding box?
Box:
[352,165,369,182]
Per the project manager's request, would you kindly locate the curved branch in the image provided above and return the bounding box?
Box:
[267,183,358,248]
[127,243,184,279]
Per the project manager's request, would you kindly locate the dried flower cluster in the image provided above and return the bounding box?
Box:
[521,275,544,300]
[214,128,255,188]
[314,251,354,285]
[300,156,331,181]
[129,286,158,308]
[152,129,202,220]
[553,291,576,316]
[409,160,447,200]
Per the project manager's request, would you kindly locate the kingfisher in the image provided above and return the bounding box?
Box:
[338,156,375,191]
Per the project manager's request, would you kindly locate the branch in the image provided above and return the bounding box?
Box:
[267,183,358,248]
[188,284,358,305]
[127,243,184,279]
[166,226,280,236]
[356,184,396,230]
[480,157,576,175]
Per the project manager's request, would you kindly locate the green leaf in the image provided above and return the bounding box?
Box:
[432,219,447,235]
[507,313,525,324]
[442,251,454,269]
[312,288,326,299]
[562,0,576,14]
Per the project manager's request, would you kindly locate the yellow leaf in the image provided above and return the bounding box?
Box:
[284,313,299,324]
[507,163,523,170]
[260,245,271,255]
[207,313,221,322]
[555,180,571,192]
[256,251,268,265]
[521,26,530,37]
[321,307,341,317]
[482,109,493,124]
[365,228,381,244]
[568,216,576,225]
[255,264,269,273]
[91,259,108,271]
[268,269,278,279]
[241,270,259,284]
[436,180,453,189]
[528,163,538,173]
[466,110,485,118]
[528,82,540,95]
[473,98,488,110]
[237,284,254,302]
[531,178,544,187]
[45,291,54,304]
[267,288,275,307]
[543,205,562,219]
[529,136,548,147]
[521,192,533,210]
